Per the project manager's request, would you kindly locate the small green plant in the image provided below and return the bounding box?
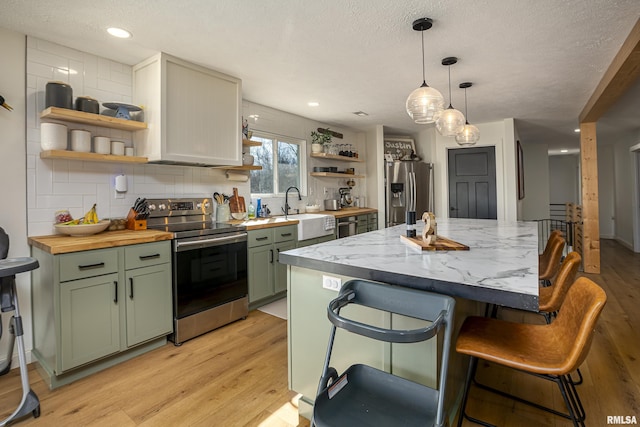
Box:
[311,130,332,145]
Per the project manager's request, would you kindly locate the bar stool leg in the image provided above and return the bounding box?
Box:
[457,356,496,427]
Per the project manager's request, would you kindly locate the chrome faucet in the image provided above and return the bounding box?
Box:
[284,186,301,219]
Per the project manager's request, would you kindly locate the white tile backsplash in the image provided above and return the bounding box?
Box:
[26,37,241,237]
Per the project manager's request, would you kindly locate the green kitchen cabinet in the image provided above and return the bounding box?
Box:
[31,241,172,389]
[356,213,378,234]
[59,272,120,372]
[297,233,335,248]
[248,224,297,308]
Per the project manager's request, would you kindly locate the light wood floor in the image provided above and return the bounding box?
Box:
[0,239,637,426]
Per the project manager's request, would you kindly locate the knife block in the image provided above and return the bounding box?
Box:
[126,208,147,230]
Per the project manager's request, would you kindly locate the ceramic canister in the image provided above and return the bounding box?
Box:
[45,81,73,109]
[40,123,68,150]
[111,141,125,156]
[70,129,91,152]
[94,136,111,154]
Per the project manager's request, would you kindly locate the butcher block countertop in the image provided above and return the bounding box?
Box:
[28,229,174,255]
[227,207,377,230]
[317,207,377,218]
[227,217,299,230]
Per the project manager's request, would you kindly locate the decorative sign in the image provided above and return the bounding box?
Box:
[384,138,417,161]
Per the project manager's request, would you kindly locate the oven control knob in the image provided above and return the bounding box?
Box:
[159,203,166,210]
[148,204,156,211]
[204,201,210,209]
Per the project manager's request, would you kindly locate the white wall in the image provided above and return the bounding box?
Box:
[0,28,30,365]
[26,37,245,237]
[597,145,615,238]
[242,100,367,213]
[519,142,550,221]
[429,119,518,222]
[613,132,639,249]
[549,155,579,205]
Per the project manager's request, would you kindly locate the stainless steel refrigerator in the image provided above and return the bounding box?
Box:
[385,160,434,227]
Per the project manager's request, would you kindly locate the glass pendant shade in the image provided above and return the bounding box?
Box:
[406,83,445,124]
[435,106,466,136]
[455,123,480,145]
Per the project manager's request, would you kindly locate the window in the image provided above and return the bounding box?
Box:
[250,132,306,195]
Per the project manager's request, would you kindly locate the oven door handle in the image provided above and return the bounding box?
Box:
[174,232,248,251]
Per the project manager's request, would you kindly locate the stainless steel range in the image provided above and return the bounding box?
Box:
[146,197,248,345]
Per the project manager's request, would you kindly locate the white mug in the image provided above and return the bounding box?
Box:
[111,140,125,156]
[125,147,134,156]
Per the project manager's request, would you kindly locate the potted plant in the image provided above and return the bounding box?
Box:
[311,130,332,153]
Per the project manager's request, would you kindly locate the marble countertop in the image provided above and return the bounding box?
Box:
[279,218,539,311]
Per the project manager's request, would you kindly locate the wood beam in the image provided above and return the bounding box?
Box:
[580,122,600,274]
[580,18,640,123]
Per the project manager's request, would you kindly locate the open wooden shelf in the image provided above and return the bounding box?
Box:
[310,172,364,178]
[40,107,147,131]
[242,139,262,147]
[310,152,364,162]
[212,164,262,171]
[40,150,148,164]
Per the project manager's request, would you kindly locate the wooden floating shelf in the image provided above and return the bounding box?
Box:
[242,139,262,147]
[310,153,364,162]
[40,107,147,131]
[310,172,364,178]
[211,164,262,171]
[40,150,148,164]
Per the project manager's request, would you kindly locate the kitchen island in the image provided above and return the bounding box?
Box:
[279,218,539,423]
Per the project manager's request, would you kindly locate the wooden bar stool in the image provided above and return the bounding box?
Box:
[456,277,606,427]
[539,230,565,285]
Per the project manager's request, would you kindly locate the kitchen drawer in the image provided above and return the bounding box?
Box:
[368,213,378,224]
[125,241,171,270]
[59,248,119,282]
[274,225,297,243]
[357,214,369,223]
[248,228,273,248]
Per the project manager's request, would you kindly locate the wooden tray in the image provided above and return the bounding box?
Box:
[400,235,469,251]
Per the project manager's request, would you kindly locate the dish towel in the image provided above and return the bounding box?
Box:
[324,216,336,231]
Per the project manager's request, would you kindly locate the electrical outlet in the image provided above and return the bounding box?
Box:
[114,190,125,199]
[322,275,341,291]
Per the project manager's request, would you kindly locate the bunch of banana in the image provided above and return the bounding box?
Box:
[82,204,99,224]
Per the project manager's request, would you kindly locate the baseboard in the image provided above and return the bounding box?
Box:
[613,236,634,251]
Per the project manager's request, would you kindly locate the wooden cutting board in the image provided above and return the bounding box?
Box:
[229,187,246,213]
[400,235,469,251]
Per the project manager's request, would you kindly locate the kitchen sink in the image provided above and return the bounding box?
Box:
[288,213,335,241]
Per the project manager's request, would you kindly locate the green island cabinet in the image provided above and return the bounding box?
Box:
[247,225,297,309]
[297,233,335,247]
[31,241,173,389]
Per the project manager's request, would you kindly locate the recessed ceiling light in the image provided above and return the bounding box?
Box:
[574,128,580,133]
[561,149,568,153]
[353,111,369,117]
[308,102,319,107]
[107,27,132,39]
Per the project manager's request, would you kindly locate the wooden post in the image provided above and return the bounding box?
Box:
[580,122,600,273]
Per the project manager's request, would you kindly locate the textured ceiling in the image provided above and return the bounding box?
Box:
[1,0,639,151]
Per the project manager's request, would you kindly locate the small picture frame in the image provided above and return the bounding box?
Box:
[517,140,525,200]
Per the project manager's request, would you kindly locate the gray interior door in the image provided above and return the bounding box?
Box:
[448,147,497,219]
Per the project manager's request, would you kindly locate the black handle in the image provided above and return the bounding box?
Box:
[270,249,274,263]
[256,236,269,241]
[129,277,134,299]
[139,253,161,261]
[280,232,292,237]
[276,248,280,262]
[450,207,457,211]
[113,281,118,304]
[78,262,105,270]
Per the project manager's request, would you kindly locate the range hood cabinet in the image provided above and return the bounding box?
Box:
[133,53,242,167]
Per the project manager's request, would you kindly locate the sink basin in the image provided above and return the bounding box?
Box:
[288,213,335,241]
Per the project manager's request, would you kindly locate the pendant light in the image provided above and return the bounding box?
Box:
[435,57,466,136]
[455,82,480,146]
[405,18,444,124]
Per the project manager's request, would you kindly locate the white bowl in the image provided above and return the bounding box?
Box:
[305,205,320,213]
[55,220,111,236]
[231,212,247,220]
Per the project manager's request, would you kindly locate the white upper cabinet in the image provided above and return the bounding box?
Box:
[133,53,242,166]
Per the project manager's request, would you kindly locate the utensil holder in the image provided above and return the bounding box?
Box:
[215,203,231,223]
[126,208,147,230]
